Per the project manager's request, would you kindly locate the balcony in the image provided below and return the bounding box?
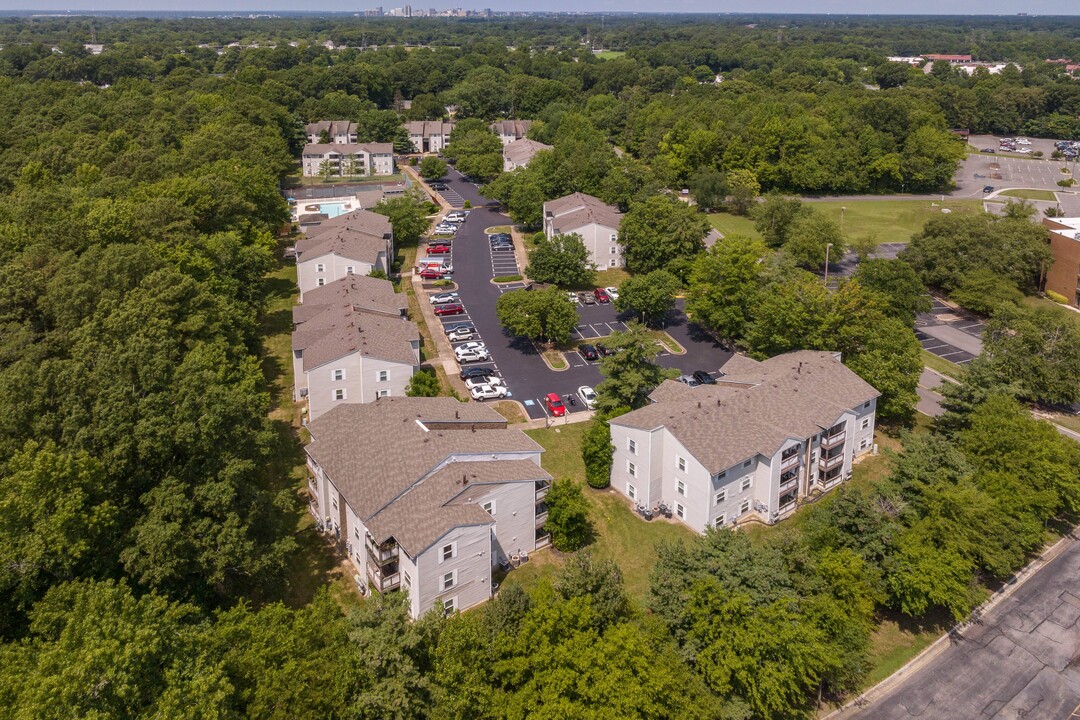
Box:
[535,503,549,527]
[821,430,846,449]
[779,472,799,491]
[365,536,399,565]
[819,453,845,472]
[535,480,550,502]
[780,453,800,471]
[366,559,400,592]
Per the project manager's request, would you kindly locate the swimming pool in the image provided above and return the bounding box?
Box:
[317,202,352,218]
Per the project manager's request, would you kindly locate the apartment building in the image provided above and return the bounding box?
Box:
[503,138,552,172]
[491,119,532,145]
[1043,217,1080,307]
[301,143,395,177]
[543,192,624,269]
[608,351,879,531]
[405,120,456,153]
[294,209,393,301]
[305,120,359,145]
[305,398,552,617]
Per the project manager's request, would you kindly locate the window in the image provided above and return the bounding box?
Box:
[332,368,345,381]
[861,418,870,430]
[316,263,325,272]
[860,438,869,450]
[740,499,750,515]
[376,389,389,398]
[346,266,354,274]
[627,438,637,454]
[627,461,636,477]
[441,543,456,563]
[334,388,346,401]
[716,470,727,480]
[742,459,752,468]
[403,570,411,589]
[863,401,871,409]
[675,503,685,519]
[331,496,338,510]
[715,490,726,505]
[676,456,686,472]
[442,571,456,591]
[442,597,457,615]
[610,246,617,254]
[714,515,726,528]
[482,500,495,516]
[609,259,616,267]
[627,484,636,500]
[378,370,388,382]
[317,278,325,287]
[610,233,618,242]
[741,477,752,491]
[677,480,686,496]
[354,527,360,540]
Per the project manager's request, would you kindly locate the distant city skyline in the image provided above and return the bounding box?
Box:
[2,1,1079,15]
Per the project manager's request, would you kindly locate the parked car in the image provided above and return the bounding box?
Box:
[460,366,496,381]
[983,185,995,194]
[429,182,448,191]
[979,148,996,153]
[433,227,457,236]
[420,269,450,280]
[470,383,507,401]
[455,341,487,354]
[445,212,468,223]
[545,392,567,417]
[593,288,611,304]
[490,239,513,248]
[447,327,476,342]
[491,244,513,252]
[579,344,599,361]
[465,376,505,391]
[579,292,596,305]
[596,341,617,356]
[488,232,511,241]
[692,370,717,385]
[1016,137,1031,145]
[444,322,475,335]
[456,347,490,363]
[427,244,451,254]
[604,286,620,300]
[676,374,701,388]
[577,386,597,410]
[434,303,465,316]
[429,292,460,304]
[567,292,579,304]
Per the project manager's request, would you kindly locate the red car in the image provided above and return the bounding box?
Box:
[420,269,446,280]
[593,288,611,304]
[545,392,566,417]
[427,244,451,254]
[434,303,465,316]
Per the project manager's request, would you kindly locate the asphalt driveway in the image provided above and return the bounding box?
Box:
[426,167,732,419]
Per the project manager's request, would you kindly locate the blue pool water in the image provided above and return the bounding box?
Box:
[318,202,351,218]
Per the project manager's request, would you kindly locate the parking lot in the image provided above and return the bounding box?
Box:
[915,296,984,364]
[421,168,733,420]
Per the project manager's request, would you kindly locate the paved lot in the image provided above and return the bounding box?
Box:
[916,368,947,417]
[851,536,1080,720]
[915,296,984,364]
[428,167,731,420]
[831,241,907,278]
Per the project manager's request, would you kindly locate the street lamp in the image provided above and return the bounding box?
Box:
[823,242,833,286]
[840,207,846,232]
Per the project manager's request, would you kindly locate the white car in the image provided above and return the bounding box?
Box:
[567,292,579,304]
[469,383,507,401]
[433,224,457,235]
[577,385,597,410]
[465,376,505,391]
[456,347,491,363]
[604,287,620,300]
[429,292,460,304]
[1016,137,1031,145]
[1017,148,1032,154]
[444,212,468,223]
[447,327,476,342]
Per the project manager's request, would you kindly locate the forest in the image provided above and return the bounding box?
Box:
[0,13,1079,719]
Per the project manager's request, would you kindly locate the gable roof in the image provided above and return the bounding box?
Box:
[295,228,387,265]
[294,274,406,323]
[503,138,552,165]
[491,119,532,137]
[305,120,356,137]
[366,460,549,557]
[405,120,456,137]
[544,192,622,232]
[300,208,392,241]
[302,142,393,156]
[613,351,879,474]
[306,398,544,523]
[292,304,418,369]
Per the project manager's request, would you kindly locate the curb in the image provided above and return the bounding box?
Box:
[826,530,1078,718]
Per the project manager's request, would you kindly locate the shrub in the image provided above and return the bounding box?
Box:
[405,369,440,397]
[493,275,523,282]
[951,268,1023,316]
[544,478,591,551]
[582,418,613,488]
[463,200,472,209]
[1047,290,1069,304]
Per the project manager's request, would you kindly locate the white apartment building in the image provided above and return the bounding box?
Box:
[305,120,359,145]
[294,209,393,301]
[491,119,532,146]
[301,143,395,177]
[305,398,552,618]
[543,192,624,269]
[405,120,455,154]
[609,351,879,531]
[503,138,552,172]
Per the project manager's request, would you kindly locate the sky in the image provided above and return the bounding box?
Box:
[2,0,1079,14]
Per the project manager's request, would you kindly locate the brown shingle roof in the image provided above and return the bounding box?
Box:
[544,192,622,232]
[405,120,455,137]
[301,142,393,155]
[301,208,392,241]
[491,119,532,138]
[366,460,550,557]
[295,228,387,265]
[614,351,879,474]
[293,305,419,368]
[503,138,552,165]
[294,274,406,323]
[306,398,544,524]
[305,120,356,137]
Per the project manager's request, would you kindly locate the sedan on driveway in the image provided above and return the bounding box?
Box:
[434,303,465,316]
[577,386,597,410]
[429,292,460,304]
[460,366,497,381]
[546,392,566,417]
[469,384,507,401]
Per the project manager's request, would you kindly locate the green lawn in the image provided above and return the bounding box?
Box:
[864,610,949,686]
[524,424,696,601]
[921,349,966,381]
[998,188,1057,201]
[707,212,762,241]
[595,50,626,60]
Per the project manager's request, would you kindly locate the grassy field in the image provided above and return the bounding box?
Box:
[998,188,1057,201]
[709,198,985,248]
[595,50,626,60]
[921,349,966,381]
[864,611,949,686]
